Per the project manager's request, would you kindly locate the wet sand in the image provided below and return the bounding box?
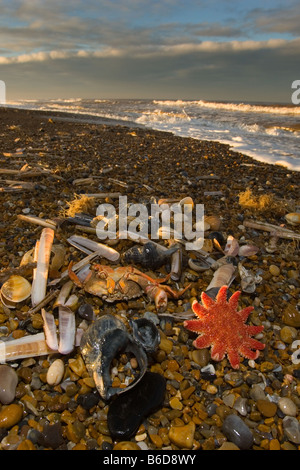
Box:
[0,106,299,451]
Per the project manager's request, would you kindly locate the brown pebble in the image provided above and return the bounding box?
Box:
[282,303,300,327]
[113,441,141,450]
[256,399,277,417]
[280,326,297,344]
[218,441,240,450]
[191,348,210,367]
[168,421,195,449]
[149,433,163,448]
[269,264,280,276]
[0,403,23,428]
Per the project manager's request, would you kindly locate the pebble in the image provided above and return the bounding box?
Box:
[46,359,65,386]
[218,442,240,450]
[256,399,277,417]
[269,264,280,276]
[222,415,253,450]
[113,441,141,450]
[0,365,18,404]
[278,397,297,417]
[282,416,300,444]
[233,397,248,416]
[282,304,300,327]
[280,326,297,344]
[168,421,195,449]
[0,403,23,428]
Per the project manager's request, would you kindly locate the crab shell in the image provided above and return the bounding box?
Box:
[70,265,144,302]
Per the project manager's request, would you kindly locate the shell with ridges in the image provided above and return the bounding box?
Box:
[1,275,31,308]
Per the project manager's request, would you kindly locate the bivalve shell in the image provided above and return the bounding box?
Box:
[1,275,31,308]
[47,359,65,386]
[285,212,300,226]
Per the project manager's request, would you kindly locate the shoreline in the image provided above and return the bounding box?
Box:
[0,106,299,451]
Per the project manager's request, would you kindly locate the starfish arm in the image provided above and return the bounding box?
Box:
[239,345,260,360]
[193,334,212,349]
[238,306,254,322]
[245,337,265,351]
[246,325,264,336]
[201,291,216,309]
[216,285,229,304]
[192,300,208,318]
[228,290,241,310]
[211,342,226,362]
[227,348,241,369]
[183,319,205,333]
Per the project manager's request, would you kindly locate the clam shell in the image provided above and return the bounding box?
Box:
[285,212,300,226]
[1,275,31,305]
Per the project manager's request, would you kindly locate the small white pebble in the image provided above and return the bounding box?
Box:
[46,359,65,386]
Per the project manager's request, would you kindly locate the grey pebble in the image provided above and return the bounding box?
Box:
[222,414,254,450]
[282,416,300,444]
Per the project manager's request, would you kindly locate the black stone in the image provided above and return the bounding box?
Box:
[107,371,166,440]
[77,390,100,410]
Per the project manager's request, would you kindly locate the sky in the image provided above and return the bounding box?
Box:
[0,0,299,102]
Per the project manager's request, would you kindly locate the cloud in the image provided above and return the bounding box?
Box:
[0,37,298,65]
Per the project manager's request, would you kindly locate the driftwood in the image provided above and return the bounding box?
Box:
[244,219,300,241]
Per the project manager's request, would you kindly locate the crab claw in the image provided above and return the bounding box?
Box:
[145,285,168,312]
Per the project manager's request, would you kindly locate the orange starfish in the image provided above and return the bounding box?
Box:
[184,285,265,369]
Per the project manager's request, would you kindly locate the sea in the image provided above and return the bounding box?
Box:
[5,98,300,172]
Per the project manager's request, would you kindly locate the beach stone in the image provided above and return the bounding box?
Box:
[222,414,253,450]
[269,264,280,276]
[278,397,297,417]
[233,397,248,416]
[249,384,266,401]
[0,365,18,404]
[191,349,210,367]
[0,403,23,428]
[168,421,195,449]
[282,304,300,327]
[256,399,277,417]
[280,326,297,344]
[42,422,65,449]
[46,359,64,386]
[218,442,240,450]
[107,372,166,440]
[113,442,141,450]
[282,416,300,444]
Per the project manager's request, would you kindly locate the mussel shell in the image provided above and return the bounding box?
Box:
[129,318,160,354]
[207,231,225,246]
[80,314,148,401]
[1,275,31,304]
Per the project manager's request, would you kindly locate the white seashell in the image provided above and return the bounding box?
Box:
[206,264,236,290]
[285,212,300,226]
[238,244,259,257]
[41,308,58,351]
[0,332,52,363]
[67,235,120,262]
[47,359,65,386]
[1,275,31,308]
[31,228,55,307]
[58,306,76,355]
[224,235,239,257]
[238,262,262,293]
